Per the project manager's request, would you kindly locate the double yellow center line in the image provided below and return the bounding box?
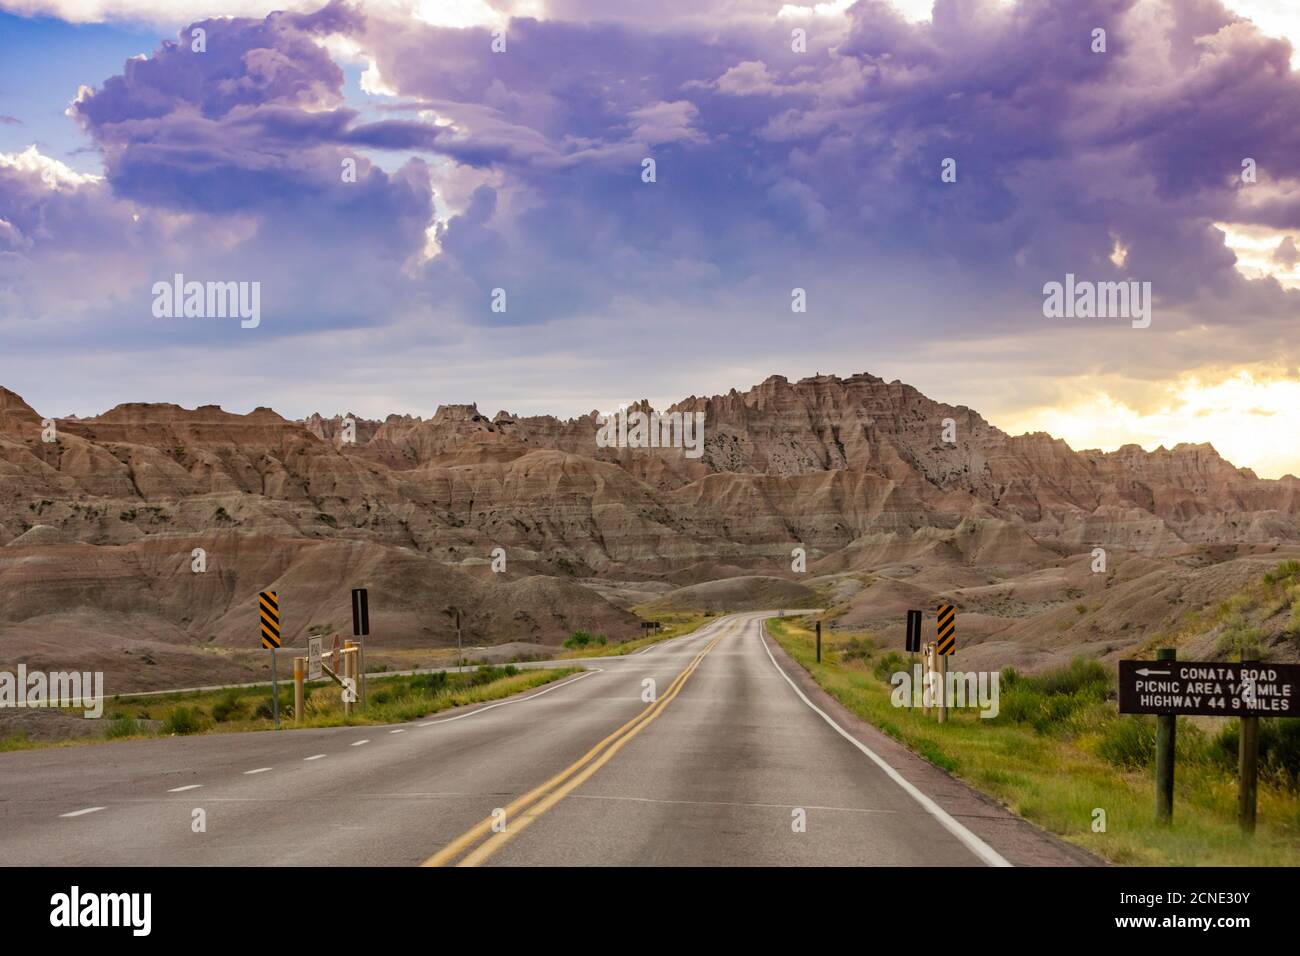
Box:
[423,628,727,867]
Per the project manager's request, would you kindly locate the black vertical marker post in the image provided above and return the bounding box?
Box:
[905,610,921,694]
[351,588,370,711]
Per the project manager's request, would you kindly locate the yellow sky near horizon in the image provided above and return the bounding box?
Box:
[994,371,1300,480]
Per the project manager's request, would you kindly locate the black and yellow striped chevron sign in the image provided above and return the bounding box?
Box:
[936,603,956,656]
[259,591,281,649]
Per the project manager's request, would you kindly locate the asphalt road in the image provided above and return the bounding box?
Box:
[0,612,1091,866]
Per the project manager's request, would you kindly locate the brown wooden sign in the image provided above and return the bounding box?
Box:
[1118,660,1299,717]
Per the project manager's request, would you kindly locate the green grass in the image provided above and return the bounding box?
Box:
[1,666,581,750]
[563,629,608,650]
[767,616,1300,866]
[558,610,712,659]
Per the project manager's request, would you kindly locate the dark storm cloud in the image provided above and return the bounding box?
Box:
[6,0,1300,415]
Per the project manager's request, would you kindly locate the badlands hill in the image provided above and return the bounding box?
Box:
[1,372,1298,689]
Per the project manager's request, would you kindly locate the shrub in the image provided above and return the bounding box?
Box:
[872,651,906,683]
[410,672,449,694]
[105,716,142,739]
[1026,658,1109,700]
[1216,618,1262,657]
[1264,560,1300,588]
[1212,718,1300,789]
[162,707,205,735]
[465,664,520,687]
[839,637,875,663]
[253,691,294,721]
[564,630,597,649]
[992,659,1111,734]
[211,690,246,723]
[996,684,1038,725]
[1097,715,1156,770]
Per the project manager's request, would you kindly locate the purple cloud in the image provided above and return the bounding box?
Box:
[5,0,1300,426]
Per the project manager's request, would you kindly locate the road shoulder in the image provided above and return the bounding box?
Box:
[762,622,1104,867]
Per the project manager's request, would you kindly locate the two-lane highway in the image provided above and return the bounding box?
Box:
[0,612,1089,866]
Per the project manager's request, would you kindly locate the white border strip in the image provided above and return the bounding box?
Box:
[758,620,1012,868]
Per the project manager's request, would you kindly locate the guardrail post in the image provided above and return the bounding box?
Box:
[293,656,305,724]
[815,621,821,663]
[343,641,356,717]
[922,644,932,717]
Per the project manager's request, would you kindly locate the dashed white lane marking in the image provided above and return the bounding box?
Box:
[60,807,106,818]
[414,669,597,728]
[756,619,1012,868]
[351,740,370,747]
[390,729,404,734]
[167,784,203,793]
[304,754,327,761]
[244,767,273,775]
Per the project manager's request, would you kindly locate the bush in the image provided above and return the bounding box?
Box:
[1025,658,1109,700]
[1212,717,1300,789]
[162,707,205,736]
[992,659,1111,734]
[1097,715,1156,769]
[410,672,449,694]
[253,691,294,721]
[1264,560,1300,588]
[564,630,598,649]
[839,636,875,664]
[211,690,246,723]
[872,651,907,683]
[466,664,520,687]
[1216,617,1262,657]
[105,715,142,739]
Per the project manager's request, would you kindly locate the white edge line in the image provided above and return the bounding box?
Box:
[167,784,202,793]
[757,620,1012,868]
[415,669,597,728]
[244,767,273,775]
[60,806,106,818]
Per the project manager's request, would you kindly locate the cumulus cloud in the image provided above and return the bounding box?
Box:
[2,0,1300,453]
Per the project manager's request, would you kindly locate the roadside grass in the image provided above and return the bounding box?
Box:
[767,617,1300,866]
[0,666,581,751]
[558,609,712,659]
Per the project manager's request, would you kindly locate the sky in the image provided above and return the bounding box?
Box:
[1,0,1299,478]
